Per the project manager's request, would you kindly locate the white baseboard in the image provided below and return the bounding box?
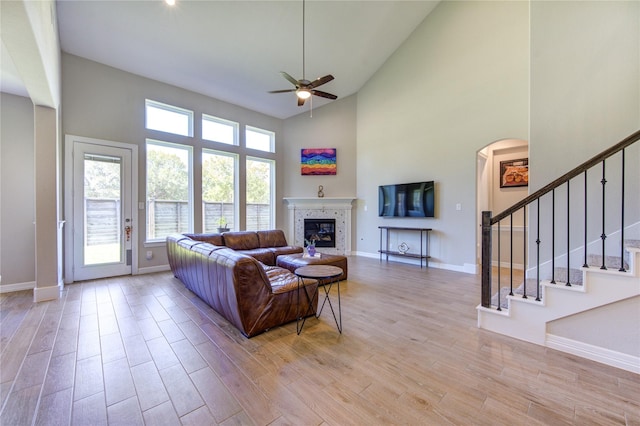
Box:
[137,265,171,275]
[353,252,476,274]
[33,284,62,302]
[546,333,640,374]
[0,281,36,293]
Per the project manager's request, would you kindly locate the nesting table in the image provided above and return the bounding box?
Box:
[294,265,343,334]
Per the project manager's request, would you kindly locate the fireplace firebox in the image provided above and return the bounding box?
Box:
[304,219,336,248]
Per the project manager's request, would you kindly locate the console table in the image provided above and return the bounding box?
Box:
[378,226,432,268]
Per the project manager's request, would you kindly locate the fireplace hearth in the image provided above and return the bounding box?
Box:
[304,219,336,248]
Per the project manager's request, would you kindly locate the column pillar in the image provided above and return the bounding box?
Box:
[33,105,61,302]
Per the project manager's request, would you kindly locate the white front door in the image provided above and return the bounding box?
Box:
[69,138,135,281]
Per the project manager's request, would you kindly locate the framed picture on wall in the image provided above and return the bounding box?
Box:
[500,158,528,188]
[301,148,337,175]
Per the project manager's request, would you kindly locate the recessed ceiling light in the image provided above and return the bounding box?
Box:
[165,0,176,6]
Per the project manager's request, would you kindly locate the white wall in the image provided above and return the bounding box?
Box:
[356,0,530,272]
[548,296,640,357]
[0,93,36,289]
[530,1,640,185]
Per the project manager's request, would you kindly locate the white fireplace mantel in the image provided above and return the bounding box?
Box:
[283,197,356,255]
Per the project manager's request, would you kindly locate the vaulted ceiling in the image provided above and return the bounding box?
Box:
[2,1,440,119]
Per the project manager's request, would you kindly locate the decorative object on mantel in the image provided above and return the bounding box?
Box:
[301,148,337,175]
[398,242,409,254]
[317,185,324,198]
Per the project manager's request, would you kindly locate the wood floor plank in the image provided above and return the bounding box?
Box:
[106,395,144,426]
[142,399,181,425]
[189,367,243,423]
[35,387,73,426]
[129,361,170,412]
[158,363,204,417]
[72,391,107,426]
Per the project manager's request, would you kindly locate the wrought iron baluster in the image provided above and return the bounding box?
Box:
[551,189,556,284]
[497,221,501,311]
[522,207,527,299]
[510,213,514,296]
[600,160,607,270]
[566,180,571,286]
[620,149,626,272]
[535,198,541,301]
[583,170,589,268]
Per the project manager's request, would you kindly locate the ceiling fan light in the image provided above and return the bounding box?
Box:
[296,89,311,99]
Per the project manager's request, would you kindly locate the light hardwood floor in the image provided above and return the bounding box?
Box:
[1,256,638,425]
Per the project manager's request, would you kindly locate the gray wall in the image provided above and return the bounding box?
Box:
[0,93,36,288]
[355,0,530,271]
[281,95,358,248]
[62,53,284,271]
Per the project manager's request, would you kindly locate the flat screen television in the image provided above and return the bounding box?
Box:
[378,181,435,217]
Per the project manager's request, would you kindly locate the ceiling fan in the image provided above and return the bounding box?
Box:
[268,0,337,106]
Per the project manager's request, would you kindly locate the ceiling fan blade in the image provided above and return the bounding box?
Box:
[311,90,338,100]
[297,97,306,106]
[280,71,300,87]
[309,74,334,89]
[268,89,296,94]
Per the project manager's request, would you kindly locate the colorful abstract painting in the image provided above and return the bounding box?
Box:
[301,148,337,175]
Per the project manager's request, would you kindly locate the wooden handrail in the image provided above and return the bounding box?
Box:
[491,129,640,224]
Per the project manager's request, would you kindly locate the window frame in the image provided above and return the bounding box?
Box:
[201,148,239,232]
[245,155,276,231]
[245,125,275,153]
[202,114,239,146]
[145,99,194,137]
[145,139,194,243]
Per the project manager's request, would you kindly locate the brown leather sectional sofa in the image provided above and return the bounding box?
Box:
[166,230,318,337]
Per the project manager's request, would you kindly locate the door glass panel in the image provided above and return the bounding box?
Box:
[83,153,122,265]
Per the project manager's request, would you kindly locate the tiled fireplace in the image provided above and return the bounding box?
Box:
[283,197,356,255]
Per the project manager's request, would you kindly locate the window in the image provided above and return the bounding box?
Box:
[145,100,193,137]
[146,140,193,241]
[245,157,274,231]
[202,115,238,145]
[202,150,237,232]
[246,126,275,152]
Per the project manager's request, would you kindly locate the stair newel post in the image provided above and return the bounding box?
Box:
[481,211,492,308]
[619,149,626,272]
[551,189,556,284]
[583,170,589,268]
[497,221,501,311]
[566,180,571,286]
[600,160,608,270]
[522,207,527,299]
[535,199,541,302]
[509,213,514,296]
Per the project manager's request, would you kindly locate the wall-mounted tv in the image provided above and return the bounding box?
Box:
[378,181,435,217]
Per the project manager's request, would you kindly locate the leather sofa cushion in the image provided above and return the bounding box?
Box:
[237,249,275,266]
[184,233,224,246]
[257,230,288,248]
[223,231,260,250]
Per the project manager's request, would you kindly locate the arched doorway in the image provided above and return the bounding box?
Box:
[476,139,529,268]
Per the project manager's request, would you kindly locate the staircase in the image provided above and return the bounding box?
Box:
[477,130,640,373]
[478,241,640,372]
